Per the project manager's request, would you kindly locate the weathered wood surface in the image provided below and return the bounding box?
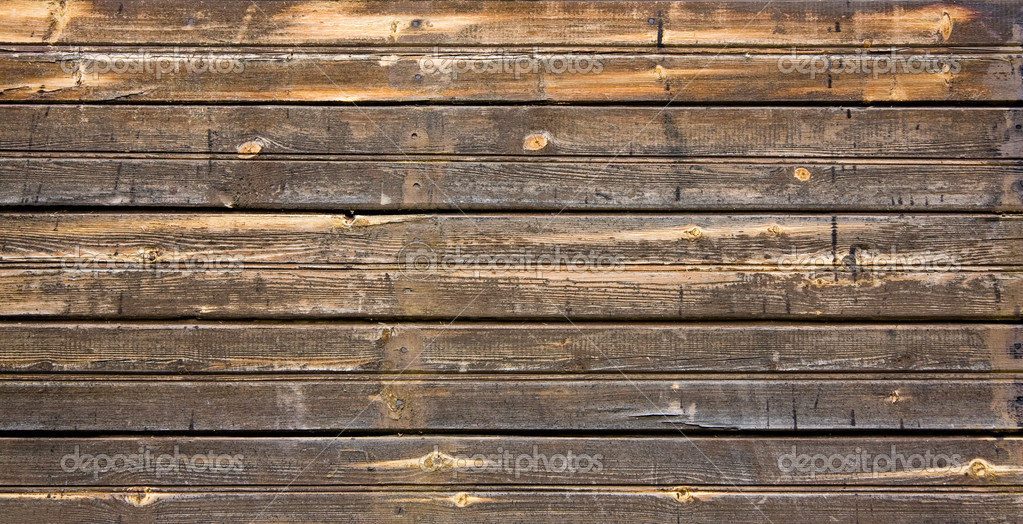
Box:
[1,489,1021,523]
[0,376,1020,431]
[3,157,1023,212]
[1,213,1018,266]
[1,322,1019,373]
[2,269,1020,320]
[0,436,1017,486]
[1,0,1021,517]
[2,1,1020,47]
[2,105,1021,158]
[2,49,1018,103]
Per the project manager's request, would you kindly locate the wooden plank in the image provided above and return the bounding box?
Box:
[0,436,1018,486]
[1,322,1019,374]
[2,49,1018,103]
[2,489,1020,523]
[2,213,1019,267]
[0,269,1019,320]
[3,157,1021,212]
[2,106,1021,158]
[0,375,1019,432]
[1,1,1020,47]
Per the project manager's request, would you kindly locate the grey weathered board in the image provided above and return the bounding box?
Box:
[0,1,1021,522]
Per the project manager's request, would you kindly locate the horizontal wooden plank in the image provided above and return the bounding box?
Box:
[2,489,1020,523]
[1,269,1019,320]
[2,158,1023,212]
[2,213,1019,267]
[1,322,1019,373]
[2,1,1020,47]
[2,106,1021,158]
[0,436,1018,486]
[2,49,1018,103]
[0,376,1020,431]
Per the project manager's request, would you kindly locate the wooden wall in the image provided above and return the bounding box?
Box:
[0,1,1021,521]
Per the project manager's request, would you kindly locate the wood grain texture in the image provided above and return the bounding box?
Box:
[1,322,1019,374]
[0,375,1020,431]
[2,489,1020,523]
[2,49,1018,103]
[0,436,1017,486]
[1,268,1019,320]
[2,105,1021,158]
[3,488,1023,523]
[2,157,1023,212]
[1,1,1020,46]
[1,212,1018,267]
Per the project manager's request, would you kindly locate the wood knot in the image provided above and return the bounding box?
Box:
[124,488,155,507]
[766,225,782,237]
[138,248,161,262]
[966,458,996,480]
[237,140,262,158]
[670,487,694,503]
[938,12,953,42]
[419,450,458,472]
[888,390,900,404]
[523,132,550,151]
[794,167,811,181]
[680,226,703,241]
[450,492,474,507]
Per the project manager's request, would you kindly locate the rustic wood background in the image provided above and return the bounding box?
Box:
[0,0,1022,521]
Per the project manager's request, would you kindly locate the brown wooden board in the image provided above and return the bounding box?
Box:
[0,436,1017,486]
[0,375,1020,431]
[2,106,1021,158]
[1,268,1020,320]
[2,1,1020,47]
[2,157,1023,212]
[1,489,1020,523]
[1,49,1019,103]
[0,322,1019,374]
[1,213,1019,267]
